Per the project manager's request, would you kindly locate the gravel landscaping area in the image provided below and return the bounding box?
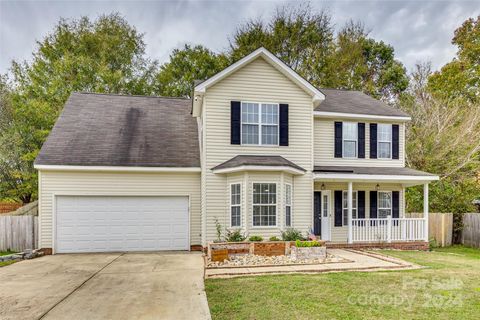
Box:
[207,252,350,268]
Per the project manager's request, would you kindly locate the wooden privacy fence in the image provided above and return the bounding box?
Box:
[463,213,480,249]
[429,213,453,247]
[407,212,453,247]
[0,216,38,252]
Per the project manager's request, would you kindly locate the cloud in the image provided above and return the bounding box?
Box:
[1,0,479,75]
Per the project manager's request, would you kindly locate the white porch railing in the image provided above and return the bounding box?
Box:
[352,217,426,242]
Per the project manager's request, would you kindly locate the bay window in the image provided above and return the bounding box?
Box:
[253,183,277,226]
[285,184,292,227]
[230,183,241,227]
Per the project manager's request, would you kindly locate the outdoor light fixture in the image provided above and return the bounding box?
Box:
[321,183,325,190]
[376,184,380,191]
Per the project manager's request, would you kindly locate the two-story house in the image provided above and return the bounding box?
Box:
[34,48,438,254]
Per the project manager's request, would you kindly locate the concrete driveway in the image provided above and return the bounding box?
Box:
[0,252,211,320]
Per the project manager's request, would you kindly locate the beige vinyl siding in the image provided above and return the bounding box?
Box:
[314,119,405,167]
[314,182,404,242]
[203,57,314,244]
[38,170,201,249]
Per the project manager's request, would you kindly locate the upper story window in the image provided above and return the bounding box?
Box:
[343,122,358,158]
[377,124,392,159]
[241,102,279,145]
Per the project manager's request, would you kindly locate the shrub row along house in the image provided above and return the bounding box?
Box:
[34,48,438,254]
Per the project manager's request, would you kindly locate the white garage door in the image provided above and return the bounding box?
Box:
[55,196,189,253]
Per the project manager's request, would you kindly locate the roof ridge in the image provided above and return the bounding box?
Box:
[318,87,363,93]
[73,91,191,101]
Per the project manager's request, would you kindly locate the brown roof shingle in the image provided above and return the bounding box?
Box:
[316,89,410,117]
[35,92,200,167]
[212,155,306,172]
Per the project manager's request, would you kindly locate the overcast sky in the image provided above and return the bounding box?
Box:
[1,0,479,75]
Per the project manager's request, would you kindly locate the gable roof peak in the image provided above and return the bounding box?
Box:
[192,47,325,116]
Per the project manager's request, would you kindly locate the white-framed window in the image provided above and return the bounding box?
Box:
[230,183,241,227]
[377,124,392,159]
[342,191,358,225]
[253,183,277,226]
[378,191,392,218]
[241,102,279,145]
[285,184,292,227]
[343,122,358,158]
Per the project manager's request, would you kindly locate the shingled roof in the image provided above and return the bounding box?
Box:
[35,92,200,167]
[316,89,410,118]
[212,155,306,172]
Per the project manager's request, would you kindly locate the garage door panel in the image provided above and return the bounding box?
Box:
[56,196,189,253]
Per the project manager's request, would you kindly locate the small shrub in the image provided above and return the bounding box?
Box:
[429,238,438,250]
[269,236,281,241]
[225,229,246,242]
[295,240,322,247]
[214,217,222,242]
[248,235,263,242]
[281,228,305,241]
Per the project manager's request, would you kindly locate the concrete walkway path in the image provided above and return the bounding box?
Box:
[0,252,211,320]
[206,249,419,278]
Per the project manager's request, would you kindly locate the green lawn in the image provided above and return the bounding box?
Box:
[205,246,480,320]
[0,251,18,267]
[0,250,16,256]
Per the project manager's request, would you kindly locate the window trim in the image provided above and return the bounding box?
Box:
[251,182,278,228]
[240,101,279,146]
[377,123,393,160]
[229,183,242,228]
[285,183,292,227]
[377,191,392,218]
[342,122,358,159]
[342,190,358,225]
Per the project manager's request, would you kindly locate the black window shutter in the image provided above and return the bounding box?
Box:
[358,123,365,158]
[392,124,399,159]
[358,191,365,219]
[392,191,400,218]
[370,191,377,218]
[334,122,343,158]
[370,123,377,159]
[279,104,289,146]
[334,190,343,227]
[230,101,241,145]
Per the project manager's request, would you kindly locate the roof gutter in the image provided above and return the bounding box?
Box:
[34,165,201,173]
[313,111,411,122]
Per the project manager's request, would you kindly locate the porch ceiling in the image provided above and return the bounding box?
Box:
[313,166,439,186]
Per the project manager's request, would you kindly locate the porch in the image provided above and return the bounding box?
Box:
[313,166,439,244]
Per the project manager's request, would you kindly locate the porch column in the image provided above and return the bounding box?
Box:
[347,181,353,244]
[424,183,429,241]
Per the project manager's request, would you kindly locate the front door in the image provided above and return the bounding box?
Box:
[313,192,321,236]
[321,191,331,241]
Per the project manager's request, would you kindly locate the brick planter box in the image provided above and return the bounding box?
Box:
[208,240,327,259]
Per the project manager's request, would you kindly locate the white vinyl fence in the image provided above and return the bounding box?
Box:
[0,216,38,252]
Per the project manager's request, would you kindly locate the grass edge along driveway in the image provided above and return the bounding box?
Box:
[205,246,480,320]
